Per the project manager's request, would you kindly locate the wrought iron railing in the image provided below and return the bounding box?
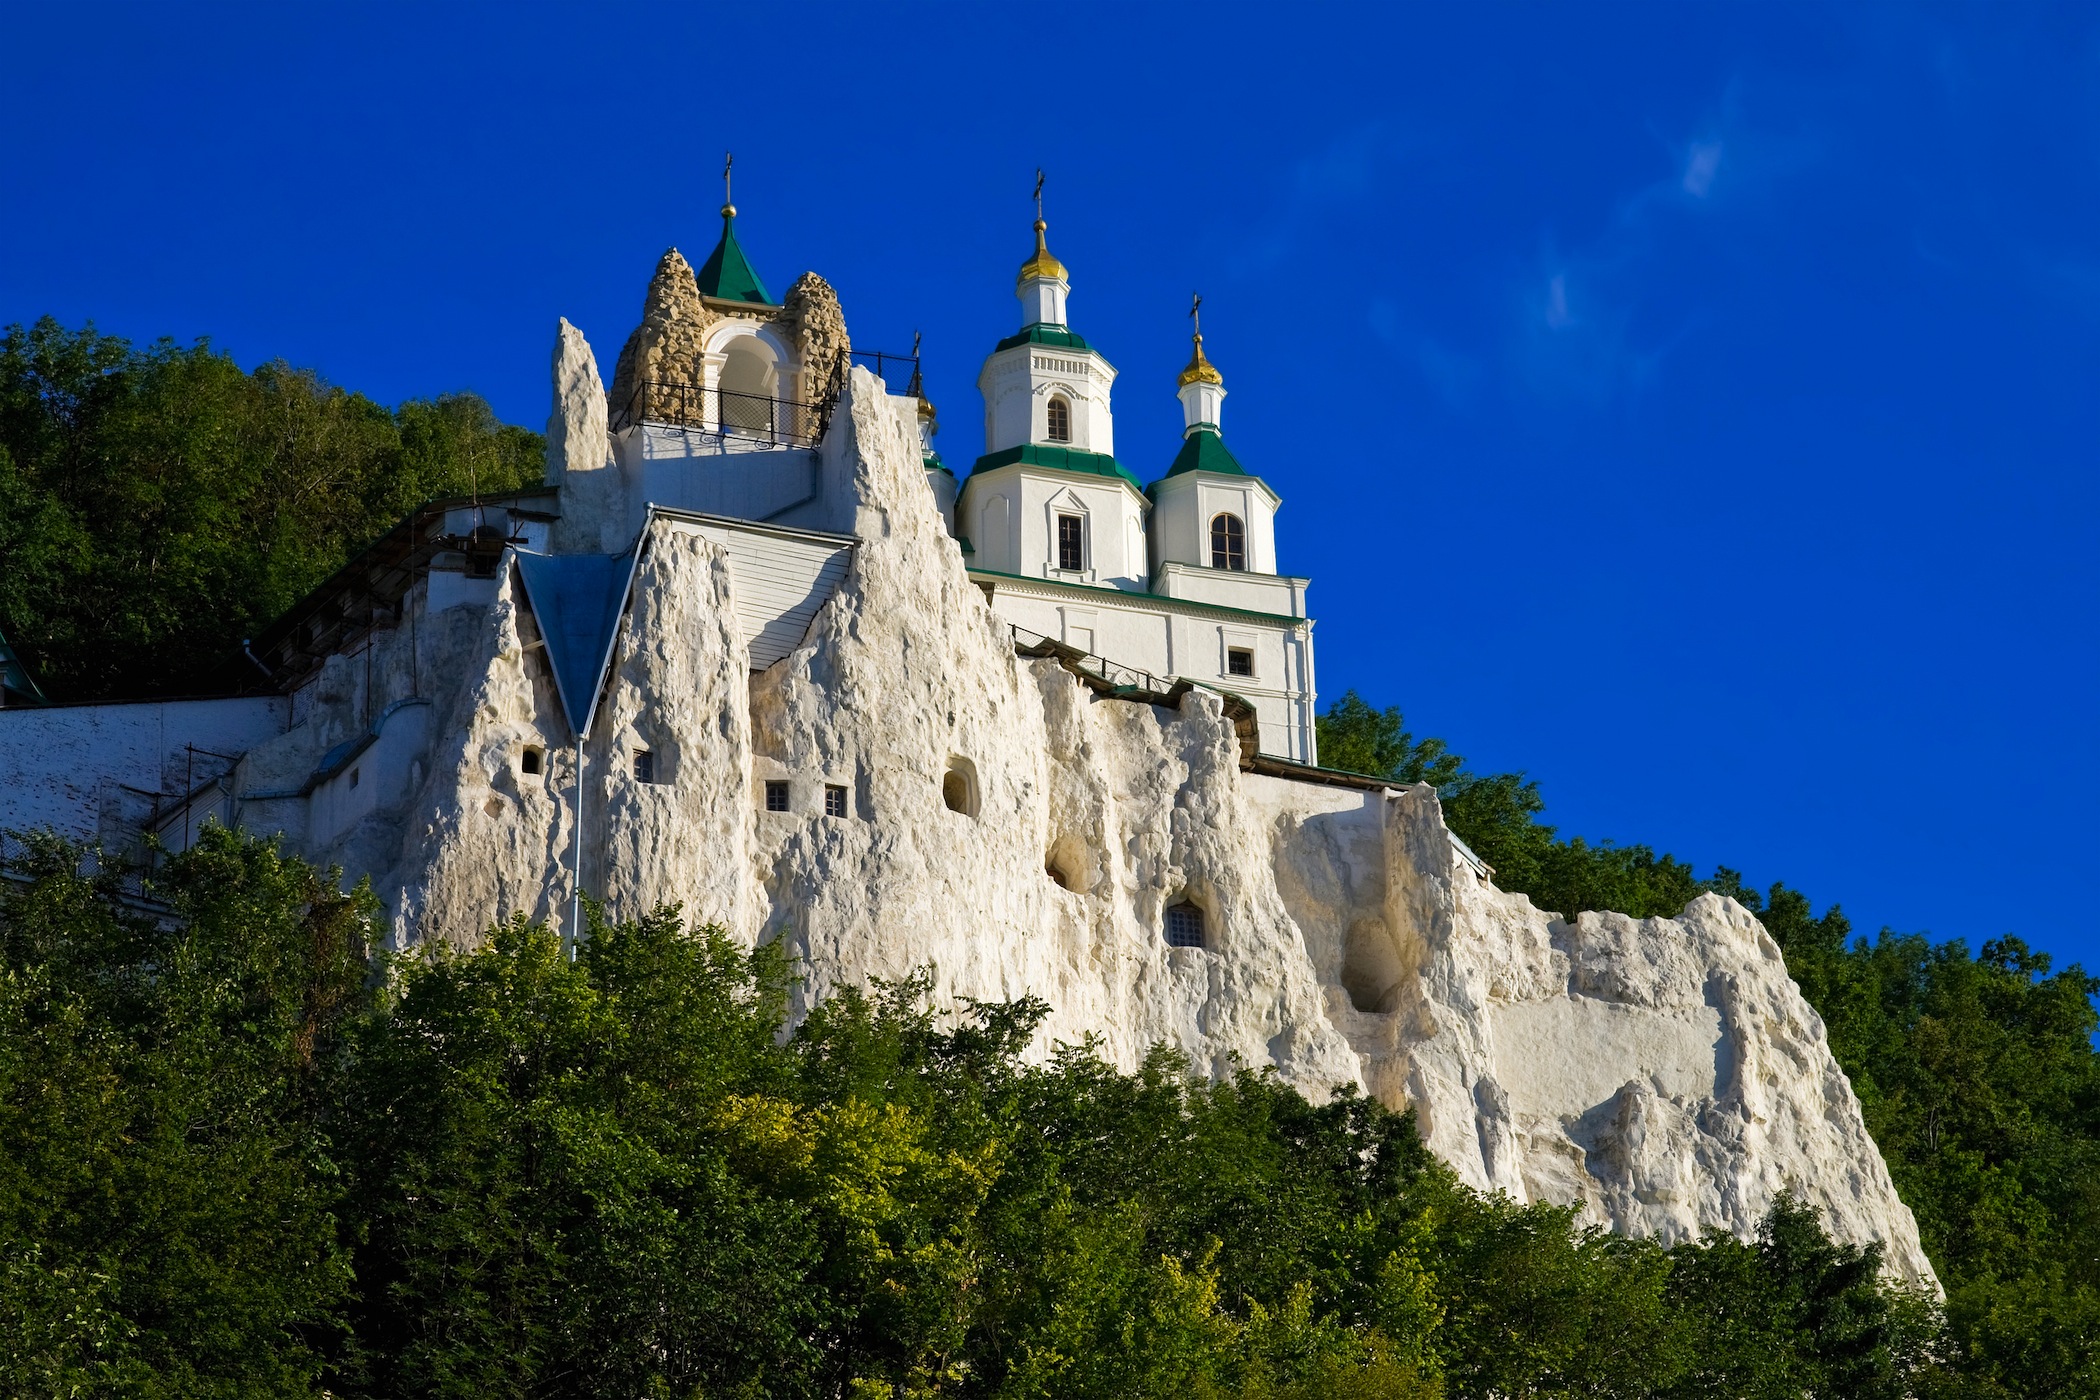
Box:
[625,347,924,444]
[851,348,921,392]
[624,380,826,446]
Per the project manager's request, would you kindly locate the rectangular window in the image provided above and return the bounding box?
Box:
[1056,514,1084,571]
[349,766,360,789]
[765,780,790,812]
[825,784,848,818]
[1226,647,1255,678]
[632,750,654,784]
[1165,902,1206,949]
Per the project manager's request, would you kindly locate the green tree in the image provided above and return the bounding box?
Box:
[0,318,542,699]
[0,831,1962,1396]
[0,829,372,1397]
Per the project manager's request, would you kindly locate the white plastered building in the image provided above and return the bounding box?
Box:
[955,217,1318,762]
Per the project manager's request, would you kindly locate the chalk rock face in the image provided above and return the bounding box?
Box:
[743,370,1364,1085]
[264,355,1931,1289]
[388,568,577,948]
[1383,788,1935,1285]
[590,526,752,934]
[546,319,626,554]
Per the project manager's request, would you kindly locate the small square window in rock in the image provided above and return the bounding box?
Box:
[521,746,543,776]
[632,750,655,784]
[765,780,790,812]
[1226,647,1254,678]
[1164,901,1206,949]
[825,784,848,818]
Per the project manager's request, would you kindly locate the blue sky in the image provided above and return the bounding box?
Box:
[4,4,2098,969]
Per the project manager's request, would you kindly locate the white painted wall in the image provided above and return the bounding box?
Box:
[307,697,434,849]
[1148,469,1281,575]
[961,465,1149,589]
[978,344,1118,457]
[972,575,1318,763]
[0,696,289,847]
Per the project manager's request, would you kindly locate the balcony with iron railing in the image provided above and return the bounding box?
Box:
[624,348,922,448]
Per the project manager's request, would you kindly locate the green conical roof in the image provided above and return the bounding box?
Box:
[1160,427,1250,480]
[695,210,775,305]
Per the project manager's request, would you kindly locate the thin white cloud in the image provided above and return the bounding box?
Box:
[1544,272,1575,329]
[1682,140,1724,197]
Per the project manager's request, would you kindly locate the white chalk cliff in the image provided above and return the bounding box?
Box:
[228,342,1933,1288]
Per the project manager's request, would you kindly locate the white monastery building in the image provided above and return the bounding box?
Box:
[0,184,1937,1288]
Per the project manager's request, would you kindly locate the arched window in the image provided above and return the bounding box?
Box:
[719,336,779,435]
[1210,513,1247,571]
[1164,900,1206,949]
[1045,395,1071,443]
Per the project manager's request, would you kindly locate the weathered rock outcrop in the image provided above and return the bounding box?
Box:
[263,359,1933,1289]
[783,272,849,407]
[609,249,714,428]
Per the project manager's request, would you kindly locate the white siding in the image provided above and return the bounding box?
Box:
[661,513,856,670]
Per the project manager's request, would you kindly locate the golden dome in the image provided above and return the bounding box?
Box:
[1178,333,1223,388]
[1016,218,1068,287]
[917,392,937,423]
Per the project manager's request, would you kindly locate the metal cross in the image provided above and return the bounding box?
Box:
[1034,168,1044,221]
[723,152,733,207]
[1190,292,1203,337]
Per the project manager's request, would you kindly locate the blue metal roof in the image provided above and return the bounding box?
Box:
[512,549,640,738]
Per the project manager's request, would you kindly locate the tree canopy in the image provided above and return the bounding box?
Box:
[0,831,1955,1398]
[0,318,542,700]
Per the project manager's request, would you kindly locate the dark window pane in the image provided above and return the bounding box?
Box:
[1227,647,1254,678]
[1210,513,1246,571]
[1057,514,1083,571]
[765,780,790,812]
[825,784,848,817]
[1047,397,1070,442]
[1165,901,1206,948]
[633,750,654,784]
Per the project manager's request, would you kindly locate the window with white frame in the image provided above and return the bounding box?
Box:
[1210,512,1247,571]
[1056,514,1084,571]
[1046,395,1071,443]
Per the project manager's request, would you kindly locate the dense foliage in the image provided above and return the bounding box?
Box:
[0,318,543,700]
[1319,691,2100,1397]
[0,831,1952,1398]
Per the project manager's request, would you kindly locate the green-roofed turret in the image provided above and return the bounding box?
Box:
[695,154,774,305]
[695,207,774,305]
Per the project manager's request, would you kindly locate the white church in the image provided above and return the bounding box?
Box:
[600,191,1318,765]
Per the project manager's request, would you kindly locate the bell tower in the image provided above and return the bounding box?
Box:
[956,175,1149,589]
[1147,298,1283,578]
[976,172,1119,457]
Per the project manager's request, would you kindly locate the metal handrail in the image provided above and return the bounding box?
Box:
[850,348,920,392]
[1008,624,1170,695]
[624,380,826,446]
